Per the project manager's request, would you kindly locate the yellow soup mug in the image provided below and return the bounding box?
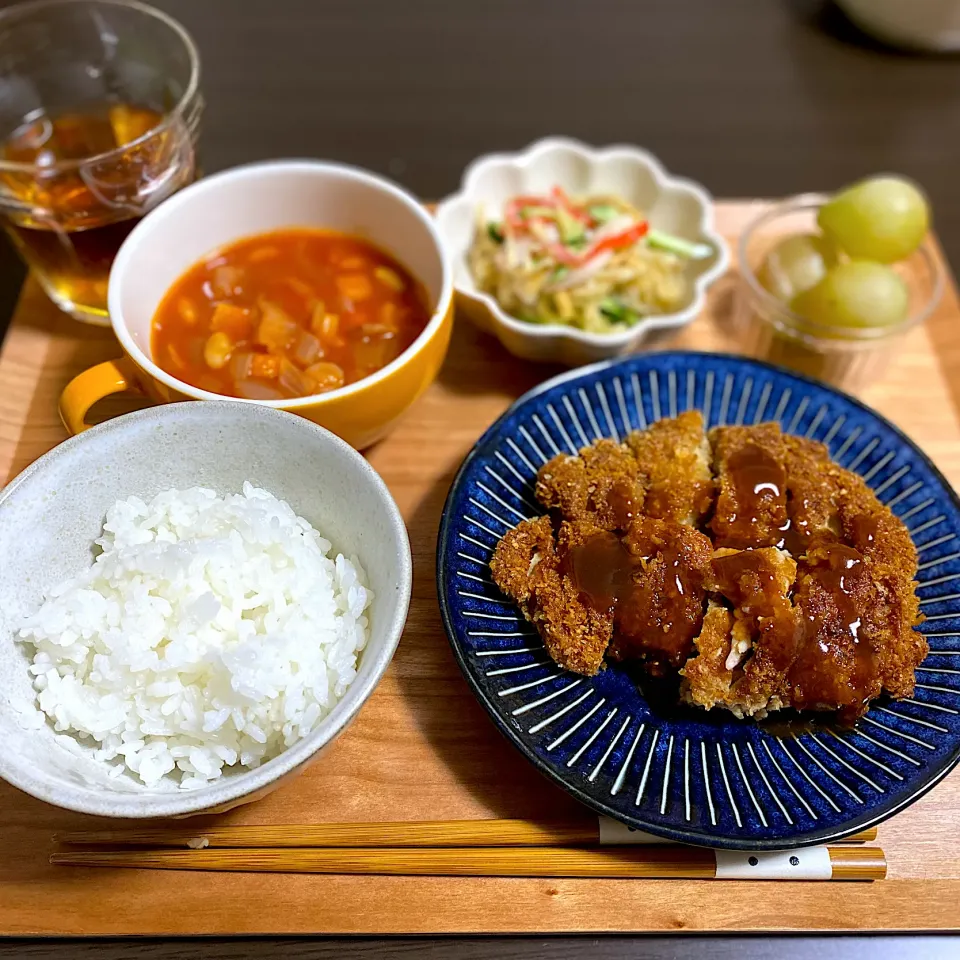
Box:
[60,160,454,449]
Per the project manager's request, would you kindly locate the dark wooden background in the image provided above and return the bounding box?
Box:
[2,0,960,956]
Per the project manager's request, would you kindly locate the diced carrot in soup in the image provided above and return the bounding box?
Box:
[250,354,281,379]
[336,273,373,302]
[210,302,254,340]
[150,228,430,401]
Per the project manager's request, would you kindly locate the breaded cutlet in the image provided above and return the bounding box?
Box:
[837,471,925,700]
[782,436,844,554]
[490,516,613,676]
[607,516,714,673]
[488,514,556,606]
[535,439,644,531]
[680,602,737,711]
[681,546,798,717]
[868,571,927,699]
[787,536,885,718]
[491,414,926,723]
[627,410,713,526]
[780,463,923,716]
[840,470,918,576]
[710,423,788,549]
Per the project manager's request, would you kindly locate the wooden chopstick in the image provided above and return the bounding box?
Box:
[54,820,597,848]
[53,818,878,848]
[48,844,886,880]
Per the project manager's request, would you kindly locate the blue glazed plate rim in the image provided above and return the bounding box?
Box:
[436,350,960,849]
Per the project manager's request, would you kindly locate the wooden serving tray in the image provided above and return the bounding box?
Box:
[1,202,959,935]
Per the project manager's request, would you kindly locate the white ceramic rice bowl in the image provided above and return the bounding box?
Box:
[435,137,729,366]
[0,401,411,817]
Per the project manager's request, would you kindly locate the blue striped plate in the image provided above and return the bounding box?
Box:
[436,352,960,849]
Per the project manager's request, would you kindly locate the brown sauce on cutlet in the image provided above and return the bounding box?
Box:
[618,542,705,671]
[731,444,785,500]
[562,530,704,672]
[789,543,879,723]
[728,444,786,535]
[778,517,807,557]
[562,531,633,611]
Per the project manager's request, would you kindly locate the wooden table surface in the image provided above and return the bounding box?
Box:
[2,0,960,956]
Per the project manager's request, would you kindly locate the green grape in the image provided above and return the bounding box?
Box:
[790,260,909,331]
[817,176,930,263]
[757,233,839,302]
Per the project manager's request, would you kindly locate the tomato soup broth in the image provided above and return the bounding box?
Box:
[151,228,431,400]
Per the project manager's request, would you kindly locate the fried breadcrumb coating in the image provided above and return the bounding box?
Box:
[490,414,926,722]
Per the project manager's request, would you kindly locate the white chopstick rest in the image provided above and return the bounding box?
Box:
[714,847,832,880]
[597,817,834,879]
[597,816,673,845]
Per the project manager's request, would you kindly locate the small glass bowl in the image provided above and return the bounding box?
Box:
[737,194,944,393]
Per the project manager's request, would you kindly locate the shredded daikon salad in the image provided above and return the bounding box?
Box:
[468,187,711,334]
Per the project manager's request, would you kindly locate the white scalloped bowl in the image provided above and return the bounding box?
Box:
[435,138,730,367]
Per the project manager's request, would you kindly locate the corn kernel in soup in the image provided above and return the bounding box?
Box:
[151,229,431,400]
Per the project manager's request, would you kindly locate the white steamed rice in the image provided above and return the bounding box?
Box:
[18,482,372,790]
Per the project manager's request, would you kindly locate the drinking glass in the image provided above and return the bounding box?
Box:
[0,0,202,325]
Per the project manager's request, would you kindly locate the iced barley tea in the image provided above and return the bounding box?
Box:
[0,102,195,323]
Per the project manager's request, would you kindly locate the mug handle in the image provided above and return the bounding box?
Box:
[59,357,145,435]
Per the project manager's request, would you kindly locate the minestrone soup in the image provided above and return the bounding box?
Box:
[151,228,432,400]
